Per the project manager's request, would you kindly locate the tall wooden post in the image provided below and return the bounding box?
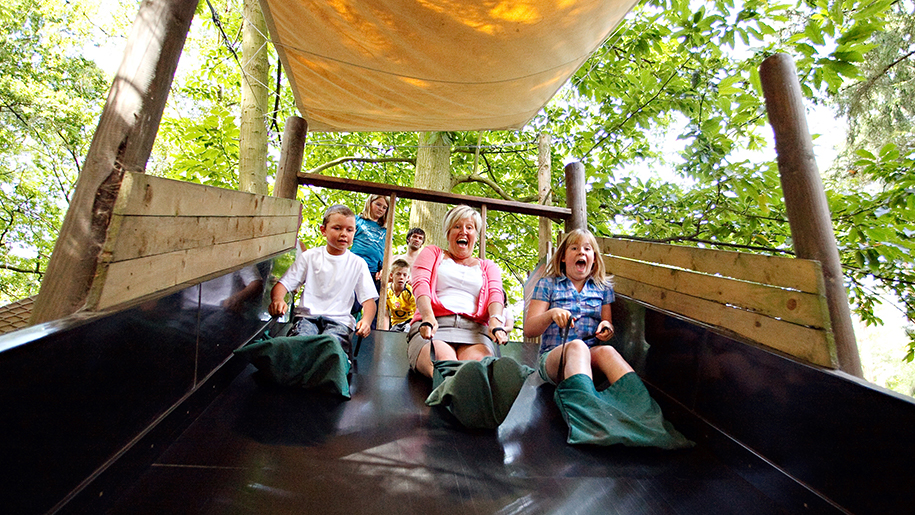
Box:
[538,133,552,259]
[274,116,307,200]
[30,0,198,325]
[376,193,398,330]
[759,54,863,377]
[564,161,587,232]
[478,204,488,258]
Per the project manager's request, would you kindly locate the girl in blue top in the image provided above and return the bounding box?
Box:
[524,228,633,385]
[523,229,691,448]
[350,194,389,290]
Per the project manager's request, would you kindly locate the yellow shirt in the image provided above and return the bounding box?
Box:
[386,283,416,325]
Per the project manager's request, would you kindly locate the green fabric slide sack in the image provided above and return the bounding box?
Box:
[554,372,693,449]
[425,356,534,430]
[234,334,351,398]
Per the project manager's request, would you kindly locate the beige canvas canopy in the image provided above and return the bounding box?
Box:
[259,0,639,132]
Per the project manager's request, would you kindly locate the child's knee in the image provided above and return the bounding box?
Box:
[591,344,624,363]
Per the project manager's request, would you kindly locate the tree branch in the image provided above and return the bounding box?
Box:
[604,233,797,255]
[305,156,416,175]
[451,171,517,202]
[1,262,43,276]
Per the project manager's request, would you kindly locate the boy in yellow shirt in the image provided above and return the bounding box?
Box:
[386,259,416,331]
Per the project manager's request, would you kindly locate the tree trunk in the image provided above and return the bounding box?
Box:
[238,0,269,194]
[410,132,452,248]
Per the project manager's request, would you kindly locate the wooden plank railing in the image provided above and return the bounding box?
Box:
[85,171,301,311]
[598,237,837,368]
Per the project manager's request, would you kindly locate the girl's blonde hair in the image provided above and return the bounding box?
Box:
[547,229,611,287]
[442,205,482,240]
[360,194,389,224]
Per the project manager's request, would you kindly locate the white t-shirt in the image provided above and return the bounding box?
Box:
[278,247,378,330]
[435,258,482,315]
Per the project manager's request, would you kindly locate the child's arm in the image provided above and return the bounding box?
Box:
[355,298,376,337]
[268,282,289,317]
[523,299,574,338]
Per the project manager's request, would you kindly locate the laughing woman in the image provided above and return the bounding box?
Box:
[408,205,507,376]
[407,205,530,429]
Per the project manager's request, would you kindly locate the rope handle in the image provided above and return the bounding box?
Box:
[557,320,571,384]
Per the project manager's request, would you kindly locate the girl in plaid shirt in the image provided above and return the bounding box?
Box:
[523,229,691,448]
[524,229,634,385]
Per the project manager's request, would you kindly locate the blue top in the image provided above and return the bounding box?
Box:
[350,216,387,274]
[531,275,615,354]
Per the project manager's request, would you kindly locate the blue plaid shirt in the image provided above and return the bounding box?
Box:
[531,275,614,354]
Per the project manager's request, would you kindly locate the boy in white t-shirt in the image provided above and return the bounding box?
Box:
[269,205,378,354]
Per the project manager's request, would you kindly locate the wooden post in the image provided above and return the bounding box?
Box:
[274,116,307,200]
[564,161,587,232]
[759,53,863,377]
[30,0,198,325]
[376,193,398,330]
[538,133,552,260]
[478,203,488,258]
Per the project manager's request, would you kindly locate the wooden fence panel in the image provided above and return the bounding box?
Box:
[598,237,837,368]
[600,237,823,293]
[85,172,300,311]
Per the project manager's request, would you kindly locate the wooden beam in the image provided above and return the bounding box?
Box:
[376,193,397,330]
[30,0,198,325]
[275,116,307,199]
[297,173,571,221]
[760,54,862,377]
[90,232,295,311]
[478,204,488,258]
[564,161,586,232]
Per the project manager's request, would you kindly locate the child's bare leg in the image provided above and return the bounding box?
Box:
[590,345,634,384]
[455,343,493,362]
[416,339,457,378]
[545,339,592,383]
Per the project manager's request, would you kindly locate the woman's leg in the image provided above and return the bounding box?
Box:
[455,343,493,362]
[590,345,634,384]
[415,339,458,378]
[544,339,592,383]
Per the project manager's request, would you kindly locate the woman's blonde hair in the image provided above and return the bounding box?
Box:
[442,205,482,240]
[547,229,610,287]
[360,194,389,224]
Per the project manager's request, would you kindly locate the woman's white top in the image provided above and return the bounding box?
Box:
[435,258,483,315]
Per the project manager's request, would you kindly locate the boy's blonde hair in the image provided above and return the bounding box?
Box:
[360,194,388,224]
[442,205,482,239]
[547,229,611,287]
[322,204,355,226]
[391,258,410,272]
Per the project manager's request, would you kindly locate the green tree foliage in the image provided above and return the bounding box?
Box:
[0,0,109,303]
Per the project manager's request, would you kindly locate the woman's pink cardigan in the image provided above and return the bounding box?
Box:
[409,245,504,325]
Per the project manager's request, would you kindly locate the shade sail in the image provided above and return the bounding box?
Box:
[259,0,639,132]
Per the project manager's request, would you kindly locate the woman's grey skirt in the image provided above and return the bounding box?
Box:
[407,314,495,369]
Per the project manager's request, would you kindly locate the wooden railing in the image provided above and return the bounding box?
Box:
[599,237,837,368]
[298,172,572,329]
